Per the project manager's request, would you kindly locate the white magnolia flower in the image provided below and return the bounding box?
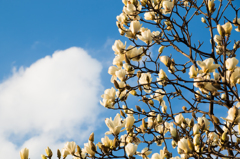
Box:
[226,67,240,85]
[152,31,160,37]
[214,35,222,45]
[100,87,116,108]
[178,138,191,154]
[64,141,76,154]
[234,18,240,32]
[151,149,165,159]
[189,65,198,78]
[120,134,141,147]
[144,11,155,20]
[101,136,113,148]
[225,57,239,71]
[137,147,152,159]
[112,40,126,54]
[151,89,165,102]
[117,13,127,24]
[137,29,153,44]
[82,141,95,156]
[222,106,240,123]
[124,3,142,15]
[175,113,184,125]
[20,148,29,159]
[222,22,232,36]
[73,149,86,159]
[162,0,174,14]
[113,55,124,68]
[197,58,220,73]
[126,47,144,61]
[139,72,152,93]
[198,117,210,130]
[108,66,120,76]
[158,69,167,80]
[160,56,171,67]
[130,20,142,34]
[208,132,219,146]
[61,148,70,158]
[115,69,126,81]
[125,143,138,157]
[148,111,156,127]
[105,113,125,135]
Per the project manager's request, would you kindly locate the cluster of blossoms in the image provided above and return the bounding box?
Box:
[20,0,240,159]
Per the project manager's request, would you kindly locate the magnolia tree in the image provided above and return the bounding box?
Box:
[20,0,240,159]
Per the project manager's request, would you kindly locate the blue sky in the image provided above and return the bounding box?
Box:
[0,0,125,158]
[0,0,240,158]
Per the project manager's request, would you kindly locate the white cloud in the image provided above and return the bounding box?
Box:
[0,47,103,158]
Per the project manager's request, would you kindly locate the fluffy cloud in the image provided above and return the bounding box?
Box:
[0,47,103,158]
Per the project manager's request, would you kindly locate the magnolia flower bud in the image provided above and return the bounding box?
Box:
[130,90,137,96]
[172,140,177,148]
[217,24,225,37]
[221,131,228,142]
[158,46,165,54]
[211,115,220,124]
[182,106,187,111]
[135,105,141,112]
[20,148,29,159]
[193,124,200,135]
[161,102,167,113]
[89,133,94,142]
[45,147,52,157]
[125,116,135,132]
[148,99,154,106]
[77,145,82,154]
[221,94,226,100]
[187,138,194,152]
[170,125,177,138]
[157,114,162,123]
[208,0,215,13]
[193,134,200,146]
[201,17,206,23]
[57,149,61,158]
[120,110,126,118]
[41,154,47,159]
[142,118,147,129]
[238,123,240,135]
